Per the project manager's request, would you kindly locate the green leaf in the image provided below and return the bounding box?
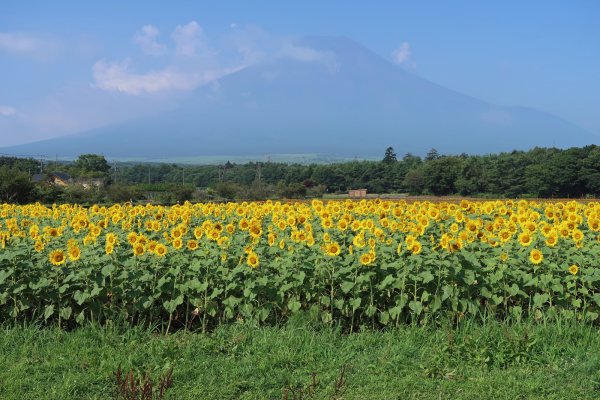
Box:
[76,310,85,324]
[188,279,209,293]
[222,295,242,309]
[409,301,423,315]
[0,268,14,285]
[101,264,116,277]
[506,284,520,297]
[431,295,442,312]
[365,305,377,317]
[340,281,355,294]
[142,297,154,309]
[73,291,90,306]
[533,293,549,308]
[258,306,271,321]
[586,311,599,321]
[90,285,102,297]
[163,295,184,313]
[462,270,476,285]
[525,277,539,287]
[379,311,390,325]
[349,297,361,310]
[551,283,564,293]
[59,306,72,320]
[321,311,332,324]
[388,306,402,319]
[419,271,434,284]
[288,299,301,313]
[157,275,170,288]
[294,271,306,283]
[480,287,493,299]
[44,305,54,320]
[378,275,395,289]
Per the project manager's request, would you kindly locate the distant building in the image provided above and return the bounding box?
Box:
[76,177,105,189]
[32,172,72,186]
[348,189,367,198]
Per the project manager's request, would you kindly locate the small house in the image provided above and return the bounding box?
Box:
[76,177,105,189]
[348,189,367,198]
[32,172,72,186]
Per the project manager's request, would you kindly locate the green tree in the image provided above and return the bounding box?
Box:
[73,154,110,177]
[425,148,440,162]
[423,156,463,195]
[403,167,426,195]
[0,166,35,203]
[382,147,397,164]
[455,157,488,195]
[581,146,600,194]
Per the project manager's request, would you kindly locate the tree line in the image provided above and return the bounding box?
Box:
[1,145,600,204]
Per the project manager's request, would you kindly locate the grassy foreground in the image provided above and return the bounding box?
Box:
[0,318,598,399]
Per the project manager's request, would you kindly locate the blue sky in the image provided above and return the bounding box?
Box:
[1,0,599,146]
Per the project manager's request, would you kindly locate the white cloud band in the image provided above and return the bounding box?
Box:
[392,42,415,68]
[0,105,16,117]
[132,25,166,56]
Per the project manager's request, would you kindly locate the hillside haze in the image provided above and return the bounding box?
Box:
[2,36,596,160]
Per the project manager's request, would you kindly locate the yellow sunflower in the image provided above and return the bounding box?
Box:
[155,243,167,257]
[105,244,114,255]
[246,252,260,268]
[49,249,66,266]
[172,238,183,250]
[411,241,422,255]
[545,234,558,247]
[325,242,341,256]
[68,246,81,262]
[133,243,145,256]
[529,249,543,265]
[568,264,578,275]
[359,253,372,265]
[518,232,532,247]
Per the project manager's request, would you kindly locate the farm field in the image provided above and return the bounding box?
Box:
[0,319,599,399]
[1,198,599,398]
[1,199,599,328]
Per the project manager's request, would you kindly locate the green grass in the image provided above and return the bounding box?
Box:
[0,317,598,399]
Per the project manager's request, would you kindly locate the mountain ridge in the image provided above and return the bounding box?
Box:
[1,35,596,159]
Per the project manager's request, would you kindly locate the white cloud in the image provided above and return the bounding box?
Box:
[92,59,240,95]
[132,25,166,56]
[0,31,60,60]
[0,105,16,116]
[171,21,209,57]
[279,44,339,73]
[392,42,415,68]
[92,20,246,96]
[225,24,278,66]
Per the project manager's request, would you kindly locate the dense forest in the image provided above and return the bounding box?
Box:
[1,145,600,204]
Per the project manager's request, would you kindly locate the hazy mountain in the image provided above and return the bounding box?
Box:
[2,36,596,160]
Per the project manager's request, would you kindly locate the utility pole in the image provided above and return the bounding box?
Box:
[148,168,151,184]
[112,162,116,183]
[255,162,262,181]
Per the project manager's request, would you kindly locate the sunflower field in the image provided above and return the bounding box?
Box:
[0,199,599,330]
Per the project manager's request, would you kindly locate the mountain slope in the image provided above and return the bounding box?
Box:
[2,36,596,159]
